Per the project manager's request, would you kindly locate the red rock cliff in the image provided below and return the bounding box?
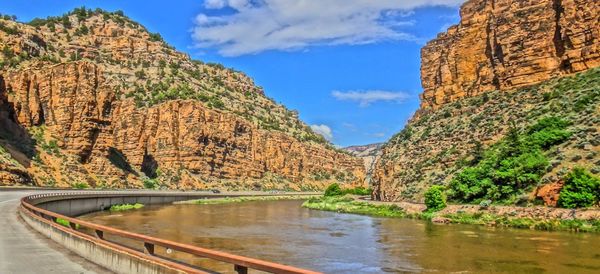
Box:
[420,0,599,108]
[0,10,364,189]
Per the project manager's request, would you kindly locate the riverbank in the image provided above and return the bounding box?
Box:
[176,195,320,205]
[302,196,600,233]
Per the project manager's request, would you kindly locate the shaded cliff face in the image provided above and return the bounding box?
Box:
[0,10,364,189]
[420,0,599,109]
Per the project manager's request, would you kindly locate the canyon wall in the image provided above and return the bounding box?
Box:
[0,10,364,189]
[2,62,364,189]
[420,0,599,109]
[374,0,600,202]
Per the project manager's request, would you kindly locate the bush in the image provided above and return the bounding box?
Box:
[72,182,88,189]
[557,168,600,208]
[324,183,343,197]
[143,178,158,189]
[110,203,144,212]
[424,185,446,212]
[448,116,570,204]
[346,186,372,196]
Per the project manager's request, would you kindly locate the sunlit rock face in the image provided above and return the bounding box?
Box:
[420,0,599,109]
[0,11,365,189]
[374,0,600,202]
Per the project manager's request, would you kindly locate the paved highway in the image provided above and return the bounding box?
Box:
[0,189,110,274]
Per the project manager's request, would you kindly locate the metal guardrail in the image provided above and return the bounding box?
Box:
[21,192,322,274]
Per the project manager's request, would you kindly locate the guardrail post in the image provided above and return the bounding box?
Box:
[144,242,155,255]
[95,230,104,239]
[234,265,248,274]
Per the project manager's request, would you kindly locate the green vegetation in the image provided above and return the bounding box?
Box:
[378,67,600,202]
[304,196,600,233]
[148,32,163,42]
[324,183,372,197]
[110,203,144,212]
[439,212,600,233]
[143,178,158,189]
[186,195,316,205]
[0,21,20,35]
[55,218,79,229]
[72,182,89,189]
[448,116,572,204]
[302,196,406,218]
[324,183,343,197]
[558,168,600,208]
[424,185,446,212]
[345,186,372,196]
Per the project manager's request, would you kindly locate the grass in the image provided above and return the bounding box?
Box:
[183,195,317,205]
[303,196,600,233]
[440,212,600,233]
[302,196,406,218]
[109,203,144,212]
[55,218,79,229]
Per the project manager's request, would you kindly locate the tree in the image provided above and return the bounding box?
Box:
[558,168,600,208]
[324,183,343,197]
[424,185,447,212]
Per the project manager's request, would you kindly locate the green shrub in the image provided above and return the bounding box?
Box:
[424,185,446,212]
[110,203,144,212]
[56,218,79,229]
[557,168,600,208]
[143,178,158,189]
[346,186,372,196]
[448,116,570,203]
[72,182,88,189]
[324,183,343,197]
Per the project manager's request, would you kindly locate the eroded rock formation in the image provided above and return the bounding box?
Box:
[0,10,364,189]
[420,0,599,108]
[374,0,600,203]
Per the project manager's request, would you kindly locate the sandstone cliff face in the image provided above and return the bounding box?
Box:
[374,0,600,203]
[420,0,599,109]
[0,10,364,189]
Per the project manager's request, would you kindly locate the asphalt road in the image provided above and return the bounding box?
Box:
[0,189,111,274]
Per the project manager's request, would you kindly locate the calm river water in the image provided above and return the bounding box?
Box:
[80,200,600,273]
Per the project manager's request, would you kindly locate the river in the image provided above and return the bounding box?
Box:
[80,200,600,273]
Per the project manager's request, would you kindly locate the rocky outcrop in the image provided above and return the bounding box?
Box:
[0,10,364,189]
[2,62,363,188]
[373,0,600,203]
[344,143,383,184]
[420,0,600,109]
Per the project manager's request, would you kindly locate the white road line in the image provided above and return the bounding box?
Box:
[0,198,20,204]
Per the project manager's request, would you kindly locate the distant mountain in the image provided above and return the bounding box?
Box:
[344,143,383,157]
[343,143,383,185]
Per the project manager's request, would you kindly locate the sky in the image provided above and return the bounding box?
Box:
[1,0,463,147]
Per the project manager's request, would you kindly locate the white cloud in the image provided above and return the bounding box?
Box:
[310,124,333,141]
[370,132,386,138]
[332,90,410,107]
[193,0,464,56]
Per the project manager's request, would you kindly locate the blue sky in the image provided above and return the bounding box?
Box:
[2,0,463,147]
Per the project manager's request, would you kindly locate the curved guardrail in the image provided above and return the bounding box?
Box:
[20,192,321,274]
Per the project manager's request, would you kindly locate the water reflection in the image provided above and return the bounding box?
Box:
[81,200,600,273]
